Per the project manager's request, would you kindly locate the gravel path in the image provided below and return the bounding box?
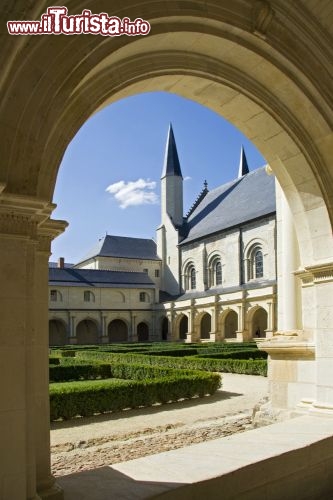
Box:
[51,373,268,477]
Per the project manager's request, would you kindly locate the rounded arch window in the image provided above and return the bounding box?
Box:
[184,263,196,290]
[247,245,264,281]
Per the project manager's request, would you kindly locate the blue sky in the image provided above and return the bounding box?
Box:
[51,91,266,263]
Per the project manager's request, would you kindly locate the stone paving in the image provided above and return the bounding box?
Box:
[51,373,268,477]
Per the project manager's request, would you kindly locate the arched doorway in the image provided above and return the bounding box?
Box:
[224,310,238,339]
[161,317,168,341]
[49,320,67,346]
[200,313,211,340]
[76,320,98,344]
[108,319,128,343]
[137,322,149,342]
[252,308,268,339]
[179,315,188,340]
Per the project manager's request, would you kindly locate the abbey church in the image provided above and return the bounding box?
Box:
[49,125,277,345]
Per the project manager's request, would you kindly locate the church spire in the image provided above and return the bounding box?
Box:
[161,123,183,179]
[238,146,250,178]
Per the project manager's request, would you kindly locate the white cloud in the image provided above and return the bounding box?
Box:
[106,178,158,209]
[184,176,192,181]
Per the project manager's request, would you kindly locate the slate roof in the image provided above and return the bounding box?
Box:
[77,235,160,264]
[161,123,183,178]
[180,166,275,244]
[49,268,155,288]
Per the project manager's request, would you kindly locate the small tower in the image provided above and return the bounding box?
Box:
[160,124,183,227]
[238,145,250,178]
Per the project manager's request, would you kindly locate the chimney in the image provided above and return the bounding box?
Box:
[57,257,65,269]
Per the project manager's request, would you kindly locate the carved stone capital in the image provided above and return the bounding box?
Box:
[0,192,61,240]
[37,219,68,254]
[295,262,333,286]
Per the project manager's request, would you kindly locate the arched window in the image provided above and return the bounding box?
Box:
[254,250,263,278]
[247,245,264,281]
[184,263,196,291]
[215,261,222,285]
[84,290,95,302]
[190,267,196,289]
[208,257,222,287]
[50,289,62,302]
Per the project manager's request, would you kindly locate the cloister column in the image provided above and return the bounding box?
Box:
[100,314,108,343]
[69,314,77,344]
[279,186,299,331]
[236,303,246,342]
[35,219,67,499]
[0,193,66,500]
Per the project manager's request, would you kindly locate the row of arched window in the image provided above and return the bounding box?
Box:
[183,246,264,291]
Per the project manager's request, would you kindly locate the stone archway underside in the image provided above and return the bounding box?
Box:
[0,2,332,500]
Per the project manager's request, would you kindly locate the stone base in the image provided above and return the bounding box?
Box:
[38,482,64,500]
[252,398,303,427]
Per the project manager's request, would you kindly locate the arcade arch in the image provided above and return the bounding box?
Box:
[137,322,149,342]
[76,319,99,344]
[49,319,67,346]
[108,319,128,343]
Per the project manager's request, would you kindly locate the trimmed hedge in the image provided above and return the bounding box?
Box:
[195,349,267,360]
[49,363,112,382]
[76,350,267,376]
[51,349,76,358]
[49,357,60,365]
[49,372,221,420]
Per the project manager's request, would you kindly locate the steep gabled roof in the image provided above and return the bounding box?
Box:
[161,123,183,178]
[180,166,275,244]
[76,235,160,264]
[49,268,155,288]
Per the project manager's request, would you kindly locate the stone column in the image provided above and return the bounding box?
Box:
[100,314,108,343]
[35,219,67,499]
[236,303,246,342]
[279,187,298,330]
[68,314,77,344]
[0,193,66,500]
[131,313,137,342]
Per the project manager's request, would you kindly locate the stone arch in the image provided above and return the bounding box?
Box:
[223,310,238,339]
[178,314,189,340]
[108,319,128,343]
[137,322,149,342]
[248,306,268,339]
[161,317,169,341]
[76,319,99,344]
[49,319,67,346]
[200,313,212,340]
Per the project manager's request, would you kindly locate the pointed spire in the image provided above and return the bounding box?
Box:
[161,123,183,179]
[238,146,250,178]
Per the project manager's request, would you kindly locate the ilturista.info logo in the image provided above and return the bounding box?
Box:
[7,7,151,36]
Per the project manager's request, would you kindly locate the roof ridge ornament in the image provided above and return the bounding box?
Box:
[185,180,209,219]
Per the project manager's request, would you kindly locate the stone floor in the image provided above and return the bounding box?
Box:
[57,415,333,499]
[51,374,268,476]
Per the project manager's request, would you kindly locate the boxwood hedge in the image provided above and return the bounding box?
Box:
[49,372,221,420]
